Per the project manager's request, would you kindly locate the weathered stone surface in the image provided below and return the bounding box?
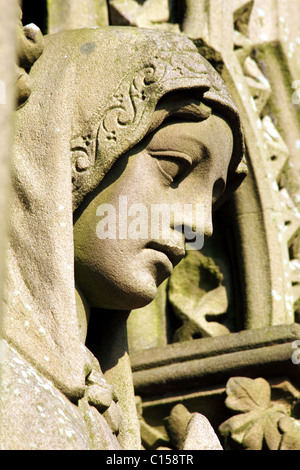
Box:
[0,0,18,337]
[47,0,109,33]
[0,341,91,450]
[183,412,223,450]
[2,21,246,450]
[164,404,192,449]
[3,0,300,452]
[0,338,125,450]
[163,404,223,450]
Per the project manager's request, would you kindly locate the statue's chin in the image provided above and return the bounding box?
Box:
[75,242,174,311]
[91,280,159,311]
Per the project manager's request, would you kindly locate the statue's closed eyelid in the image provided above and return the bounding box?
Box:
[147,150,193,166]
[148,151,193,182]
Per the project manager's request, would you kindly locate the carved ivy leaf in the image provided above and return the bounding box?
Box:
[219,410,261,445]
[278,417,300,450]
[219,377,288,450]
[225,377,271,413]
[242,416,265,450]
[168,251,230,339]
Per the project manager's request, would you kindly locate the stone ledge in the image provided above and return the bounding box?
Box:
[131,324,300,397]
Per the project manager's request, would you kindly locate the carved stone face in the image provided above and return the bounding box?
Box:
[73,113,233,310]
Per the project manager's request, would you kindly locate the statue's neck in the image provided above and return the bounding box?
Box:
[90,309,140,449]
[75,292,140,449]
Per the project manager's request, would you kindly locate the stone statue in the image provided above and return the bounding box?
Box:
[0,26,246,450]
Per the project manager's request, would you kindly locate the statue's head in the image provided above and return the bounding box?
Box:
[6,25,246,398]
[68,27,247,311]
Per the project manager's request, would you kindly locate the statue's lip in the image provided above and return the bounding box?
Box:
[146,240,185,267]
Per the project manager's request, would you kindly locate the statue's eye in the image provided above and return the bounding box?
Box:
[151,152,192,183]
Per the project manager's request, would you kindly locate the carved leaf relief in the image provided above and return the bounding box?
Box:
[168,250,230,341]
[278,416,300,450]
[219,377,300,450]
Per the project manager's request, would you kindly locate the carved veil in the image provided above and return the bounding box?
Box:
[3,26,246,410]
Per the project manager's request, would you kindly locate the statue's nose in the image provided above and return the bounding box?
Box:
[172,201,213,242]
